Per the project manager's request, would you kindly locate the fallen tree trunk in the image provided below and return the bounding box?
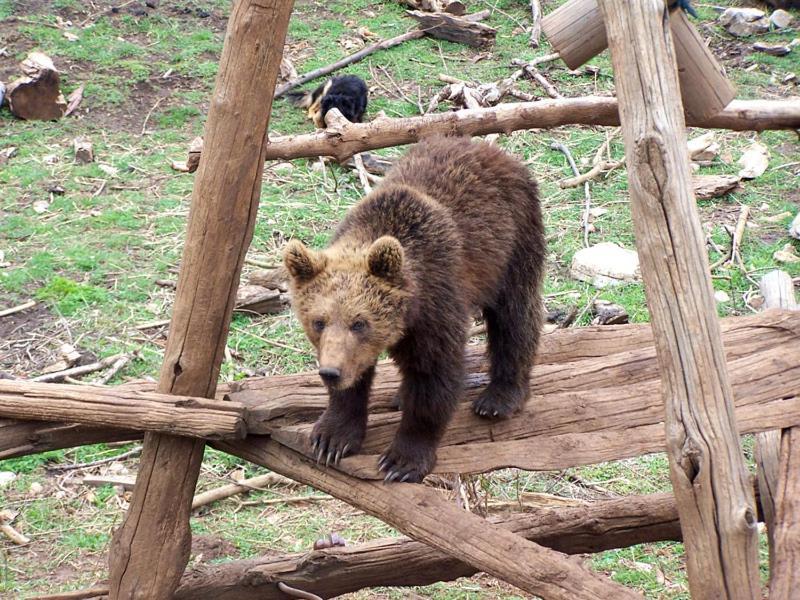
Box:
[217,439,642,600]
[406,10,496,47]
[5,52,67,120]
[175,491,683,599]
[251,97,800,163]
[0,380,247,440]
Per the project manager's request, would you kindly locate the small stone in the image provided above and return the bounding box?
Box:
[273,162,294,173]
[0,472,16,487]
[784,72,797,84]
[774,243,800,263]
[32,200,49,214]
[770,9,793,29]
[570,242,641,288]
[98,163,119,177]
[588,207,608,219]
[737,142,769,180]
[714,290,730,303]
[753,42,791,56]
[29,481,43,494]
[591,299,629,325]
[719,8,770,37]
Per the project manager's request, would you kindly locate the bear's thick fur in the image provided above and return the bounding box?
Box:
[284,135,545,482]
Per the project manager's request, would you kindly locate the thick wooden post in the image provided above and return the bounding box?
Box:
[107,1,295,597]
[596,2,760,598]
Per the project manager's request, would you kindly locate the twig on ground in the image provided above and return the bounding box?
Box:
[192,472,299,510]
[530,0,542,47]
[97,354,132,385]
[0,300,36,318]
[710,205,751,271]
[277,581,324,600]
[551,142,592,247]
[140,97,164,136]
[48,446,143,471]
[275,30,425,98]
[244,257,280,269]
[31,353,127,383]
[376,65,423,115]
[352,153,373,193]
[134,318,170,330]
[230,326,307,354]
[0,511,30,545]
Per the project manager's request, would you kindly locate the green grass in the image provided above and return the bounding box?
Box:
[1,0,799,597]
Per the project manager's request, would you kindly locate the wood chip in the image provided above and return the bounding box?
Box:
[692,174,741,200]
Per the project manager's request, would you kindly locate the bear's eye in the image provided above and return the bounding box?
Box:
[312,319,326,333]
[350,319,368,333]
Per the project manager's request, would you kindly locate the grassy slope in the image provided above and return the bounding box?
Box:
[1,0,798,596]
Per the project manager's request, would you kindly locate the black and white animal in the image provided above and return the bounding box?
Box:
[286,75,368,128]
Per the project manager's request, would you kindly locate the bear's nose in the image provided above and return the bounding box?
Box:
[318,367,341,384]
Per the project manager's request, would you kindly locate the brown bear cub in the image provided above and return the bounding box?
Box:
[284,135,545,483]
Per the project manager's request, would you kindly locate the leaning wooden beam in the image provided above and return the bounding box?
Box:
[107,1,295,598]
[219,438,641,600]
[176,491,682,599]
[754,270,799,575]
[257,97,800,162]
[0,419,138,460]
[0,381,246,440]
[598,1,760,598]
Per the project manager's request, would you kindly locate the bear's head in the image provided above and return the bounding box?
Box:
[283,236,412,391]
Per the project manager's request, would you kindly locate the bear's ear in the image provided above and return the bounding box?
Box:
[283,240,326,283]
[367,236,404,285]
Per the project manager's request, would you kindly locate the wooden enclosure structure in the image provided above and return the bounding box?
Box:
[3,0,800,598]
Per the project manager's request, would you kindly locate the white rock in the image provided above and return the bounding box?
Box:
[714,290,730,303]
[588,207,608,218]
[789,212,800,240]
[719,8,770,37]
[570,242,641,288]
[774,243,800,263]
[771,9,794,29]
[32,200,49,214]
[0,472,16,488]
[737,142,769,179]
[29,481,44,494]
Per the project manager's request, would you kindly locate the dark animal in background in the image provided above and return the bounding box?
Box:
[286,75,368,128]
[283,136,545,483]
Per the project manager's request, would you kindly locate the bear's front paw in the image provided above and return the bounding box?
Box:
[473,382,527,419]
[378,435,437,484]
[310,410,365,467]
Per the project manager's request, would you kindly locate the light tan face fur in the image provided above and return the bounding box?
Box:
[284,237,411,391]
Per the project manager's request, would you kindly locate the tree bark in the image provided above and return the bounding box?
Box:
[217,438,641,600]
[597,1,760,598]
[0,381,246,440]
[770,427,800,598]
[247,97,800,163]
[106,1,295,598]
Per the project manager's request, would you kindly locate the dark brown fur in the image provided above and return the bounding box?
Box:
[284,136,545,482]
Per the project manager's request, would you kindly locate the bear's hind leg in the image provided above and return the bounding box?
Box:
[473,252,542,419]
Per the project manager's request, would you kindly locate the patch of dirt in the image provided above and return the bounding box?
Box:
[0,303,59,376]
[191,534,238,563]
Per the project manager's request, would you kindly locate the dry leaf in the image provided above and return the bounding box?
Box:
[737,142,769,179]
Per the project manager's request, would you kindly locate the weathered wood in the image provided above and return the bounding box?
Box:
[218,438,641,600]
[5,52,67,120]
[400,0,466,14]
[755,270,800,593]
[406,10,496,48]
[541,0,605,70]
[0,381,246,440]
[598,1,760,598]
[191,472,298,510]
[174,491,682,599]
[770,427,800,598]
[668,8,735,121]
[255,97,800,163]
[692,174,740,200]
[107,1,295,598]
[234,284,289,314]
[0,419,139,460]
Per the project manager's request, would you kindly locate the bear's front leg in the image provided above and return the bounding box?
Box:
[312,366,375,466]
[379,366,462,483]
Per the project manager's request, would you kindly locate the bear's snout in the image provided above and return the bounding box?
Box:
[318,366,342,385]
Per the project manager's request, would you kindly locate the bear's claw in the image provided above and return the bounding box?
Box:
[310,412,363,468]
[472,382,527,420]
[377,438,436,484]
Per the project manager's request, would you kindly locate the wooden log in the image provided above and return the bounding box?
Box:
[406,10,496,48]
[255,97,800,163]
[755,271,800,595]
[0,381,246,440]
[668,8,736,122]
[107,1,295,598]
[692,174,741,200]
[598,1,760,598]
[5,52,67,120]
[174,491,682,599]
[218,438,641,600]
[191,472,298,510]
[234,284,289,314]
[541,0,605,70]
[0,419,139,460]
[400,0,466,14]
[770,427,800,598]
